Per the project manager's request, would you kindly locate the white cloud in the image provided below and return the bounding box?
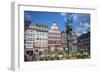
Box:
[71,14,78,21]
[60,12,66,16]
[79,22,90,29]
[75,22,90,36]
[60,12,68,22]
[60,13,90,36]
[64,17,67,22]
[84,23,90,28]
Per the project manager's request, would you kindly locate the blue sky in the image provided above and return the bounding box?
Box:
[24,11,90,36]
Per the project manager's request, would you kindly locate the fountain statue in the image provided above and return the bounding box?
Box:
[66,17,77,54]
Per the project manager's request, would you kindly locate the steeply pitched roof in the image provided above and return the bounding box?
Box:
[49,22,60,33]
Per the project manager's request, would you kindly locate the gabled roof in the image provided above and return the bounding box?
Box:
[49,22,60,33]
